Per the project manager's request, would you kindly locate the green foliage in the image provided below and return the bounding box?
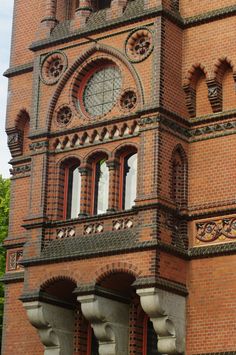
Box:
[0,175,10,346]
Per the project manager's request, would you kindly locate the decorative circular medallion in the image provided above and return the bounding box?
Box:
[125,28,153,63]
[120,90,137,111]
[56,106,72,126]
[41,51,67,85]
[82,65,122,117]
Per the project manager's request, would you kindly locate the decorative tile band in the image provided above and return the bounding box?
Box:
[196,217,236,242]
[8,250,23,271]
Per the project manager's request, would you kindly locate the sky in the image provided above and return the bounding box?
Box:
[0,1,14,178]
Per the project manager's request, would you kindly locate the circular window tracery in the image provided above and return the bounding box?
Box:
[56,106,72,126]
[41,51,67,85]
[120,90,137,111]
[125,28,153,63]
[82,66,122,117]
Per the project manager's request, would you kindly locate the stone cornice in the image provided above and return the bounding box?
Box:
[132,276,188,296]
[3,62,34,78]
[0,271,24,284]
[189,242,236,259]
[19,291,75,309]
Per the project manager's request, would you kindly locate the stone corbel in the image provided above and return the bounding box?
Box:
[137,287,186,354]
[77,292,129,355]
[23,301,74,355]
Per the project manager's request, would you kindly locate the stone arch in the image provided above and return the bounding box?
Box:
[46,43,144,131]
[211,57,236,112]
[213,56,235,80]
[38,270,80,288]
[83,147,111,164]
[183,64,212,117]
[184,62,209,87]
[113,142,138,158]
[95,262,141,284]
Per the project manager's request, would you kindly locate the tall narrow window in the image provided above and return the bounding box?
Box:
[143,317,158,355]
[121,152,137,210]
[65,165,81,219]
[93,159,109,215]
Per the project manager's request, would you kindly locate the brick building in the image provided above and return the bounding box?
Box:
[2,0,236,354]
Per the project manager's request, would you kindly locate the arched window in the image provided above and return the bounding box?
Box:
[120,152,137,210]
[64,163,81,219]
[87,327,99,355]
[92,158,109,215]
[143,316,158,355]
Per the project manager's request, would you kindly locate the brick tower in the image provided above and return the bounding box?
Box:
[2,0,236,354]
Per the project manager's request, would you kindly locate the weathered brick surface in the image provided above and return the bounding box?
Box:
[3,0,236,353]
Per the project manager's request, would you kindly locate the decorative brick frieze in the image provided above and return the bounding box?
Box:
[83,223,104,234]
[112,218,134,230]
[196,217,236,243]
[29,140,49,151]
[53,121,139,152]
[57,226,76,239]
[10,164,31,177]
[7,250,23,271]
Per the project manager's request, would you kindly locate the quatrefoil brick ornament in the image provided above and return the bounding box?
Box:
[41,51,68,85]
[125,28,153,63]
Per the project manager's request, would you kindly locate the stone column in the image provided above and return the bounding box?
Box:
[71,0,93,29]
[106,159,120,212]
[37,0,57,39]
[77,290,129,355]
[137,287,186,354]
[23,300,74,355]
[79,164,92,216]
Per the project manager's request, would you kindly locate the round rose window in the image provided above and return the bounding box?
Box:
[82,66,122,117]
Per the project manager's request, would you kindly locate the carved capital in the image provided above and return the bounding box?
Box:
[137,287,186,354]
[7,128,23,157]
[77,292,129,355]
[23,301,74,355]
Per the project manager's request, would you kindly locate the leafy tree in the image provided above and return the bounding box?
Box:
[0,176,10,347]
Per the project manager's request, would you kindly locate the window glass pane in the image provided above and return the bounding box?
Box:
[123,153,137,210]
[91,330,99,355]
[67,166,81,219]
[94,159,109,215]
[83,66,122,117]
[146,319,159,355]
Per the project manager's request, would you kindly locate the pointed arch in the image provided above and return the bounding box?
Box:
[213,57,236,111]
[46,43,144,131]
